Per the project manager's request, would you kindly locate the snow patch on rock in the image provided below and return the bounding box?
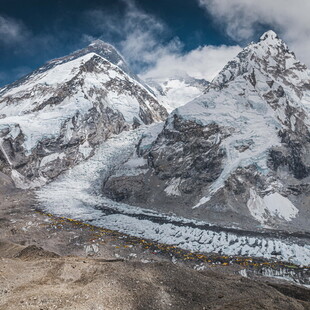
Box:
[247,189,298,224]
[164,178,182,196]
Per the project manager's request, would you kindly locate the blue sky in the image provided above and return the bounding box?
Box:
[0,0,309,86]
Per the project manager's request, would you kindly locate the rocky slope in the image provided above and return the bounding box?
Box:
[0,40,167,188]
[103,31,310,232]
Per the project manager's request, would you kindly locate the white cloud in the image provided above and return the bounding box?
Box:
[198,0,310,66]
[0,14,57,56]
[85,1,181,72]
[119,3,183,71]
[120,5,241,82]
[0,15,28,45]
[85,1,241,81]
[142,44,241,81]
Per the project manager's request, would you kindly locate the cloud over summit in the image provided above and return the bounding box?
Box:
[198,0,310,66]
[83,1,241,82]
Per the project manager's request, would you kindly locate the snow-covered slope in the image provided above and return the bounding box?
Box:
[145,74,209,112]
[103,31,310,232]
[0,40,167,187]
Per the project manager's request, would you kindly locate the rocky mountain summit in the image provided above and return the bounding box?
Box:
[103,31,310,232]
[0,40,167,188]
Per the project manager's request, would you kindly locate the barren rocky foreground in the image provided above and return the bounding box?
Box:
[1,177,310,310]
[2,242,310,310]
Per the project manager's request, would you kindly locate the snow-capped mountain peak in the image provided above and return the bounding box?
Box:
[74,39,130,74]
[42,39,134,80]
[259,30,280,42]
[210,29,310,112]
[88,39,115,48]
[102,31,310,233]
[0,40,167,187]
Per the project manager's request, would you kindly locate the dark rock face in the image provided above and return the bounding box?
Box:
[262,82,310,180]
[269,128,310,179]
[268,146,310,180]
[103,115,228,212]
[147,116,226,186]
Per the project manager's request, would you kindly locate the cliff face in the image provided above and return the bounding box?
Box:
[102,31,310,232]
